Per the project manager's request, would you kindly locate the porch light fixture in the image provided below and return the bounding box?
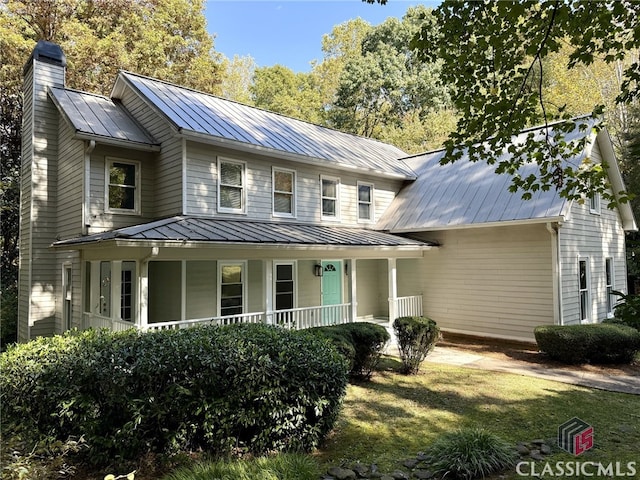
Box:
[314,264,323,277]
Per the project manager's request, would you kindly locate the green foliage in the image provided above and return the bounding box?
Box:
[423,428,517,480]
[307,322,390,380]
[0,325,348,466]
[413,0,639,206]
[534,323,640,364]
[162,453,319,480]
[393,316,440,374]
[612,290,640,331]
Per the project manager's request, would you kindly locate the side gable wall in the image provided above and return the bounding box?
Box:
[559,140,628,324]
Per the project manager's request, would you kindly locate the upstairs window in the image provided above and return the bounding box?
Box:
[589,193,601,215]
[321,176,340,219]
[357,182,374,222]
[218,158,246,213]
[107,159,140,213]
[273,168,295,217]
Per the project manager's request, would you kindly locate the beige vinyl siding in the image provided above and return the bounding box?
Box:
[56,120,84,240]
[416,224,554,342]
[185,261,216,319]
[559,200,627,324]
[356,259,387,318]
[149,261,182,323]
[19,60,65,339]
[185,142,403,226]
[119,87,183,217]
[297,260,321,308]
[87,145,156,233]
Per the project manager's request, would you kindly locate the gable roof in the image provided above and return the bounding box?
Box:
[112,72,415,179]
[377,122,636,232]
[48,86,159,150]
[52,216,432,250]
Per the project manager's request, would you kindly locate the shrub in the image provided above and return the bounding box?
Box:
[0,324,349,465]
[534,323,640,364]
[393,316,440,374]
[423,428,517,480]
[307,322,389,380]
[612,290,640,330]
[163,453,319,480]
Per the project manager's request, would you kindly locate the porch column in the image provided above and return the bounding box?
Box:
[89,261,101,316]
[388,258,398,325]
[264,259,273,324]
[139,261,149,330]
[348,259,357,322]
[111,261,122,322]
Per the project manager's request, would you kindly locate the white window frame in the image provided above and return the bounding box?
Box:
[272,167,296,218]
[589,193,601,215]
[357,181,374,223]
[105,157,141,214]
[217,261,247,317]
[578,257,591,323]
[320,175,340,220]
[217,157,246,214]
[273,261,297,311]
[605,257,615,318]
[120,261,136,323]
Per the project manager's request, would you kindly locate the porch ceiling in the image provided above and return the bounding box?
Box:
[53,216,434,250]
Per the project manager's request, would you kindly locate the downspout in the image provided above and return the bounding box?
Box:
[82,140,96,235]
[546,222,563,325]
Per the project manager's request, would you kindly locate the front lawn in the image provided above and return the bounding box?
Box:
[313,356,640,478]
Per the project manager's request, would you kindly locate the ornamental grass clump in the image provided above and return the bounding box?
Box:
[423,428,517,480]
[393,316,440,374]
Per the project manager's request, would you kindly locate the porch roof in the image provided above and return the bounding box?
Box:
[53,216,433,249]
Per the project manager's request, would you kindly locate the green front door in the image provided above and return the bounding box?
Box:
[321,261,342,324]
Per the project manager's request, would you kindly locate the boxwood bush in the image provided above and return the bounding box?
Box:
[534,323,640,364]
[307,322,390,380]
[0,324,349,465]
[393,316,441,374]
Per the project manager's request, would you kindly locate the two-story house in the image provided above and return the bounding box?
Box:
[18,41,636,343]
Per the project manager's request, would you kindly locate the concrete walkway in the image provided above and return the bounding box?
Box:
[424,346,640,395]
[378,325,639,395]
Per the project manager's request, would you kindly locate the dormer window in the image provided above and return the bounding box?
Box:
[218,158,246,214]
[106,158,140,214]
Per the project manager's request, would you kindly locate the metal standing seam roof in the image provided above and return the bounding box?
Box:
[52,216,432,248]
[115,72,415,179]
[48,87,158,147]
[375,123,600,232]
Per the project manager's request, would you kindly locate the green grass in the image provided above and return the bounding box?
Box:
[313,356,640,479]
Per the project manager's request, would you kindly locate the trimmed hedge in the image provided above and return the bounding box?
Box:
[307,322,390,380]
[534,323,640,364]
[0,324,349,465]
[393,316,440,374]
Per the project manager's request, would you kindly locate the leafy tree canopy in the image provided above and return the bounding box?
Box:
[408,0,639,206]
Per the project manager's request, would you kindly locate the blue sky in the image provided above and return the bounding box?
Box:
[204,1,438,72]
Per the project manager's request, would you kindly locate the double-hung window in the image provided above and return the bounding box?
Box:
[273,168,296,217]
[274,262,295,310]
[605,258,614,317]
[219,262,245,317]
[218,158,246,213]
[589,193,601,215]
[106,158,140,213]
[321,175,340,219]
[578,258,590,322]
[357,182,374,222]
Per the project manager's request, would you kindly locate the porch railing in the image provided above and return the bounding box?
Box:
[82,304,351,333]
[392,295,423,319]
[82,312,135,332]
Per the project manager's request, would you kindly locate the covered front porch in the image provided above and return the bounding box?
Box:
[56,217,433,334]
